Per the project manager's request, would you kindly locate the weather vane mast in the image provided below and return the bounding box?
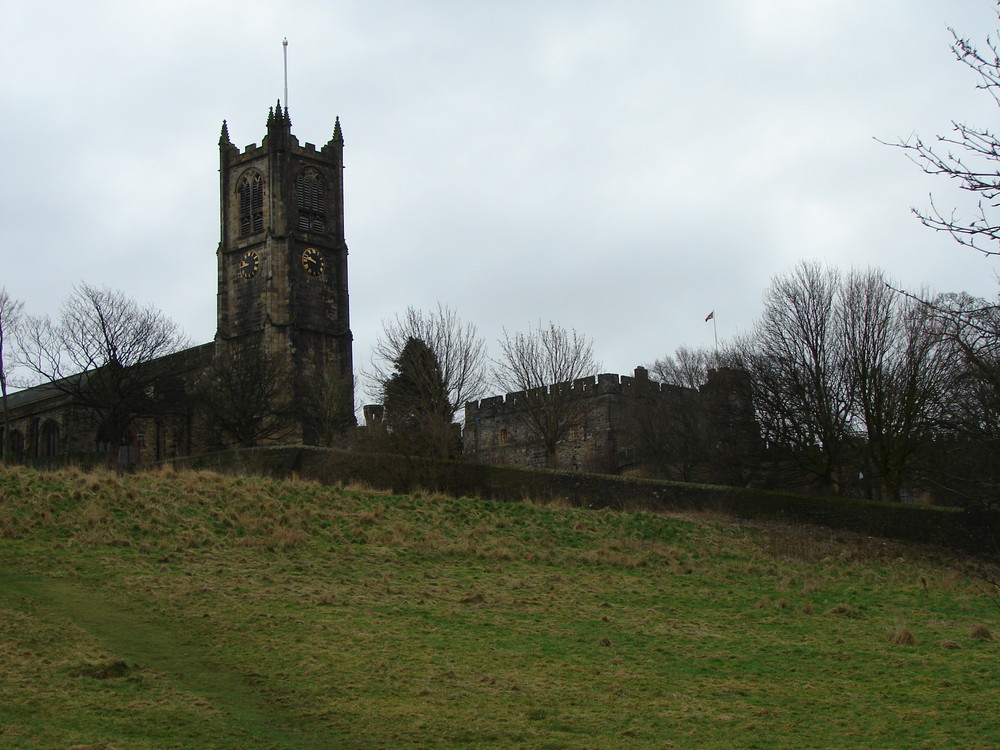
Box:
[282,38,289,108]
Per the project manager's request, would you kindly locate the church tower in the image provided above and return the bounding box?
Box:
[216,103,355,442]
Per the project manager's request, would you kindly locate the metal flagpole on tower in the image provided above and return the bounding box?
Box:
[283,38,289,107]
[705,310,718,359]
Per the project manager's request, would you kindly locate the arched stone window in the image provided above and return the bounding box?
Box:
[296,168,326,232]
[238,171,264,236]
[41,420,59,458]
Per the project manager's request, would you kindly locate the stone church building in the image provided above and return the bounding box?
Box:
[2,101,754,480]
[2,103,356,463]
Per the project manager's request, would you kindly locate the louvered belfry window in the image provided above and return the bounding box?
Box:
[297,168,326,232]
[238,172,264,236]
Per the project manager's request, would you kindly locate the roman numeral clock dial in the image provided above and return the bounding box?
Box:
[239,250,260,279]
[301,247,325,276]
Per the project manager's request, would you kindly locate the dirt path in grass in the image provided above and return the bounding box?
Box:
[0,570,343,749]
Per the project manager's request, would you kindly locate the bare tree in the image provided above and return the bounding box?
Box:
[493,322,599,469]
[885,18,1000,257]
[925,291,1000,505]
[650,345,714,390]
[299,365,357,447]
[740,262,854,493]
[634,378,707,482]
[0,288,25,462]
[640,346,716,481]
[882,13,1000,506]
[198,337,295,448]
[15,284,188,463]
[840,270,950,500]
[368,303,487,423]
[641,345,761,485]
[933,292,1000,421]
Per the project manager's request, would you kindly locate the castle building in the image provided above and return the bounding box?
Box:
[1,104,355,463]
[463,368,662,473]
[463,366,759,483]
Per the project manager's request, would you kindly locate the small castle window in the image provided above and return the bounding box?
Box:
[238,172,264,236]
[297,168,326,232]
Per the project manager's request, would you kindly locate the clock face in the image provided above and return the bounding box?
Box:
[301,247,325,276]
[239,250,260,279]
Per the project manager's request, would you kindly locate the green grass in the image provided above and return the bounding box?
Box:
[0,463,998,748]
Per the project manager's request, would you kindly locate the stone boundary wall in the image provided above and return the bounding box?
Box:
[173,446,1000,558]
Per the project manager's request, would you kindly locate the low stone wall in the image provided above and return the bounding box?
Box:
[173,446,999,558]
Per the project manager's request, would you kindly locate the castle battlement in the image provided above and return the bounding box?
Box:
[462,363,755,477]
[465,368,674,421]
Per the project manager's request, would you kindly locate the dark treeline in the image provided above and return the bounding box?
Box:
[647,262,1000,508]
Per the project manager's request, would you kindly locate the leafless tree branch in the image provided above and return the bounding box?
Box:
[14,284,188,463]
[492,322,599,469]
[367,303,487,423]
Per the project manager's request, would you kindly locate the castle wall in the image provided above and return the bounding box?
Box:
[463,368,677,474]
[463,367,758,479]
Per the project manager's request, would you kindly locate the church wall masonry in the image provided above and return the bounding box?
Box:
[2,344,214,463]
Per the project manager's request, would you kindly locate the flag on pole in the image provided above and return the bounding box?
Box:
[704,311,715,322]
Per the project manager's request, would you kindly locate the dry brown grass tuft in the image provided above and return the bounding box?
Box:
[1,517,20,540]
[69,660,132,679]
[580,543,649,569]
[411,488,452,503]
[887,623,916,645]
[824,604,861,618]
[940,640,963,650]
[939,569,963,591]
[522,494,574,510]
[801,577,825,595]
[970,624,993,641]
[270,527,310,549]
[352,510,382,526]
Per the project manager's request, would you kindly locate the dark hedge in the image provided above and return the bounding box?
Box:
[174,446,1000,557]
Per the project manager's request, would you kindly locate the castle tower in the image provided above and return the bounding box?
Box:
[216,103,355,443]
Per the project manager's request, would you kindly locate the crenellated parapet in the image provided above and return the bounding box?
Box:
[460,364,749,476]
[465,368,677,421]
[219,104,344,166]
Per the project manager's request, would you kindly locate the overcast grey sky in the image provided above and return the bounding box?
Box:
[3,0,999,405]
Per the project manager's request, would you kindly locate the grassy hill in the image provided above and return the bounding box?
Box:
[0,464,997,749]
